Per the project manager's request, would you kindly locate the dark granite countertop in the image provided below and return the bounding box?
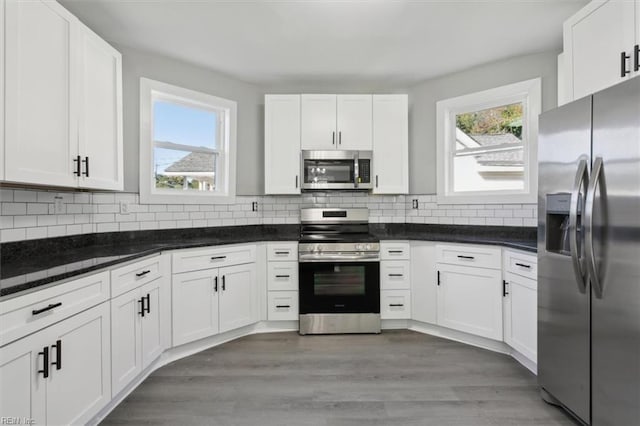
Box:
[0,224,536,298]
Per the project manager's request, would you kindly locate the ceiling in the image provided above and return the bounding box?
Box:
[60,0,589,86]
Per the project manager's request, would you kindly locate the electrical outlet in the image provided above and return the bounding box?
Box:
[412,199,419,209]
[119,200,130,215]
[252,201,258,212]
[54,196,65,214]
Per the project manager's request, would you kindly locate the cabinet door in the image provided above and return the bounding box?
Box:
[219,263,257,333]
[436,263,503,340]
[0,330,46,424]
[0,0,5,180]
[4,0,78,187]
[410,242,437,324]
[139,277,165,369]
[504,272,537,362]
[372,95,408,194]
[566,0,635,100]
[46,302,111,426]
[336,94,372,150]
[110,288,142,397]
[172,269,219,346]
[77,23,123,190]
[301,94,336,150]
[265,95,301,194]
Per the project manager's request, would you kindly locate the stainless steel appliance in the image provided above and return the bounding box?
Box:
[301,150,372,191]
[298,208,380,334]
[538,76,640,425]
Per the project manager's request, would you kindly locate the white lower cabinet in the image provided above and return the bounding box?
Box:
[436,263,503,341]
[267,291,298,321]
[266,242,299,321]
[381,290,411,319]
[0,301,111,426]
[172,259,258,346]
[410,242,437,324]
[503,272,537,362]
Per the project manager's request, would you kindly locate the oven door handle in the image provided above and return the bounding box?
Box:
[299,254,380,262]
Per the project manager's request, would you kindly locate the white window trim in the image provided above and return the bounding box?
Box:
[139,77,237,204]
[436,78,541,205]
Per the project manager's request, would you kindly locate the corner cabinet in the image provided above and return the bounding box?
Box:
[560,0,640,104]
[372,95,409,194]
[264,95,301,194]
[3,0,123,190]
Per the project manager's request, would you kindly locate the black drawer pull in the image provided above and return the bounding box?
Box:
[503,280,509,297]
[274,251,290,255]
[388,273,404,277]
[82,156,89,177]
[276,305,291,309]
[515,263,531,269]
[38,346,49,378]
[388,250,403,254]
[73,155,81,176]
[635,45,639,72]
[621,51,631,77]
[32,302,62,316]
[389,304,404,307]
[275,275,290,278]
[457,255,475,260]
[222,275,226,291]
[51,339,62,370]
[135,270,151,277]
[144,294,151,314]
[214,276,218,292]
[138,298,145,317]
[211,256,227,260]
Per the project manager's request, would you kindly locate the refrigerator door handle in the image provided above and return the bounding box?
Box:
[585,157,607,299]
[570,159,589,294]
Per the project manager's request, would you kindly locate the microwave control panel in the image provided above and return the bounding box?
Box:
[359,160,371,183]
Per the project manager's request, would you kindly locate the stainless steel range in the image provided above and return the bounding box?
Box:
[298,208,380,335]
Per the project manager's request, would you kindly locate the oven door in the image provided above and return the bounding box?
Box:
[299,260,380,314]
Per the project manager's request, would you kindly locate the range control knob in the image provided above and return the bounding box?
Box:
[365,244,372,250]
[355,244,363,250]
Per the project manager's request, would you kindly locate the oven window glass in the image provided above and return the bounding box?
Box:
[303,160,354,184]
[313,265,366,296]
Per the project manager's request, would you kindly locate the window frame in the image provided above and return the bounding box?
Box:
[139,77,237,204]
[436,78,541,204]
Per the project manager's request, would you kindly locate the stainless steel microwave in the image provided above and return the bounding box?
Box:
[301,150,372,191]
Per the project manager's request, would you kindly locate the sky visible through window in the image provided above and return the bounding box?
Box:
[153,100,218,174]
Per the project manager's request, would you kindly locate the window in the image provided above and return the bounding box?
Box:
[140,78,237,204]
[436,78,541,204]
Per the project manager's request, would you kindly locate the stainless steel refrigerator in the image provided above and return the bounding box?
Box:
[538,76,640,426]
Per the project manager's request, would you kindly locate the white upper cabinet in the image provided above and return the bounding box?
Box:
[3,0,123,190]
[77,23,123,190]
[0,0,5,181]
[264,95,301,194]
[301,94,373,151]
[336,95,373,150]
[372,94,408,194]
[5,0,79,187]
[562,0,639,103]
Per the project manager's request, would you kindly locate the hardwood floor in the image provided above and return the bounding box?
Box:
[101,330,578,426]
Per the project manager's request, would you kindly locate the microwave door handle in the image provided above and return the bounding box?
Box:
[354,156,359,188]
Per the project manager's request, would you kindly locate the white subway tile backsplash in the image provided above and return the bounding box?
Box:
[93,193,115,204]
[0,189,14,202]
[2,203,27,216]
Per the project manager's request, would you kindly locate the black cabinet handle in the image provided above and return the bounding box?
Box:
[211,256,226,260]
[276,305,291,309]
[388,250,403,254]
[295,175,299,189]
[389,304,404,307]
[503,280,509,297]
[222,275,226,291]
[135,270,151,278]
[275,274,290,278]
[634,45,639,72]
[38,346,49,378]
[437,270,441,286]
[144,294,151,315]
[332,131,335,145]
[82,156,89,177]
[338,131,342,145]
[274,251,290,255]
[375,175,379,188]
[32,302,62,316]
[515,262,531,269]
[621,51,631,77]
[388,273,404,277]
[214,276,218,292]
[51,339,62,371]
[73,155,81,176]
[138,297,145,317]
[457,255,475,260]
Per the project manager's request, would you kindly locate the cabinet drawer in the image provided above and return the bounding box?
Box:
[267,242,298,262]
[504,250,537,280]
[110,255,163,298]
[267,262,299,291]
[267,291,298,321]
[172,244,256,274]
[380,290,411,319]
[380,241,410,260]
[0,271,110,347]
[380,261,411,290]
[436,244,501,270]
